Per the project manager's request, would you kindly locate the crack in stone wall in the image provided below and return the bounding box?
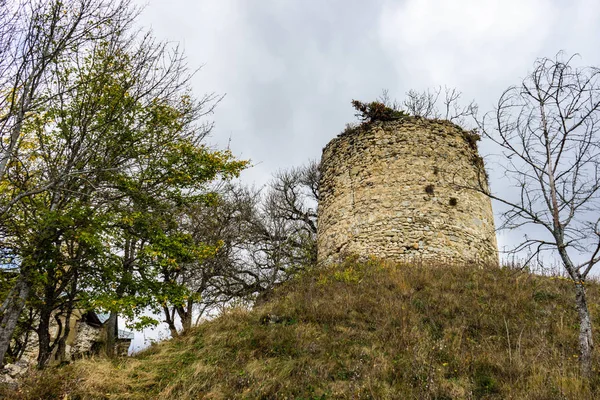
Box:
[317,117,498,264]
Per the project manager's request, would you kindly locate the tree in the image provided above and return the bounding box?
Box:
[351,88,477,129]
[374,87,478,127]
[152,161,320,337]
[262,160,319,266]
[59,53,245,358]
[219,161,320,298]
[155,185,256,336]
[0,0,248,367]
[0,0,136,367]
[402,86,477,126]
[0,0,135,198]
[476,53,600,377]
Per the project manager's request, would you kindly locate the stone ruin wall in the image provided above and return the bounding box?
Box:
[317,117,498,265]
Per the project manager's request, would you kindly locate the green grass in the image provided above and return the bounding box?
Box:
[6,257,600,399]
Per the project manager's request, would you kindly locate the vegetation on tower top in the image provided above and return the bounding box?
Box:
[351,100,409,122]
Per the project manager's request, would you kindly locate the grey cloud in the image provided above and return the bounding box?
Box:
[136,0,600,246]
[128,0,600,348]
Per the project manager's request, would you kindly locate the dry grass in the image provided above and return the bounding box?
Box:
[5,257,600,399]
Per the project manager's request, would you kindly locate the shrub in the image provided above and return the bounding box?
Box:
[351,100,408,123]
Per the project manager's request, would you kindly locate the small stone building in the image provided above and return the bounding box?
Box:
[19,310,133,365]
[72,311,134,358]
[318,117,498,264]
[2,310,133,385]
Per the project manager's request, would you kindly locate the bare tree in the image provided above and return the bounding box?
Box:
[440,87,478,125]
[476,53,600,377]
[402,87,441,119]
[376,87,477,127]
[216,161,319,299]
[265,160,319,241]
[248,160,320,281]
[0,0,136,185]
[401,86,478,126]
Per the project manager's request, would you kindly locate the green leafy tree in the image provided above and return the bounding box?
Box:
[0,0,138,367]
[0,0,247,367]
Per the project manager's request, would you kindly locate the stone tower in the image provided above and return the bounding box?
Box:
[317,117,498,264]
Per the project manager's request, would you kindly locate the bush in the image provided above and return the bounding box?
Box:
[351,100,408,122]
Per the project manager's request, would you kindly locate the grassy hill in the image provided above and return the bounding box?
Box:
[6,258,600,399]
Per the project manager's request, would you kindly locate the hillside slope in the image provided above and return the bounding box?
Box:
[6,259,600,399]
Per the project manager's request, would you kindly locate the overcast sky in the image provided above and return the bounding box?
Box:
[127,0,600,350]
[133,0,600,248]
[133,0,600,181]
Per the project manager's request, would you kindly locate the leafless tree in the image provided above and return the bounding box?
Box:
[377,89,403,112]
[0,0,136,184]
[159,161,320,336]
[265,160,319,240]
[476,53,600,377]
[216,161,319,299]
[377,87,477,127]
[402,87,441,119]
[402,86,478,126]
[247,160,320,282]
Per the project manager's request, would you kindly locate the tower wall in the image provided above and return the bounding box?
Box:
[317,118,498,264]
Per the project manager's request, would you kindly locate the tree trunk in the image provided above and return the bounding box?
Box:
[163,305,178,338]
[558,246,595,378]
[176,305,192,333]
[167,323,178,338]
[57,271,78,363]
[105,312,118,358]
[574,281,594,378]
[36,309,53,369]
[57,308,73,363]
[0,275,30,367]
[105,239,134,357]
[181,312,192,332]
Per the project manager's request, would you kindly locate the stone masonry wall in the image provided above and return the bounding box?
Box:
[317,117,498,264]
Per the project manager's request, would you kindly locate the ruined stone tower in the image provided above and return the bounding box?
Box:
[317,117,498,264]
